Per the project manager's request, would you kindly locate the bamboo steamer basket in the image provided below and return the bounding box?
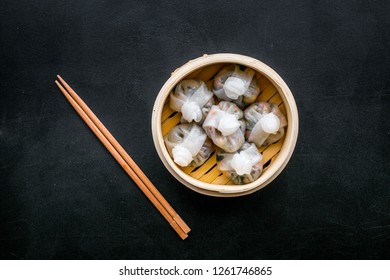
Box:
[151,53,298,197]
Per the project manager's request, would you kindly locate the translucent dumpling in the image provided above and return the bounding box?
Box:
[213,64,260,108]
[170,79,214,124]
[216,142,263,184]
[202,101,245,153]
[244,102,287,147]
[164,123,213,167]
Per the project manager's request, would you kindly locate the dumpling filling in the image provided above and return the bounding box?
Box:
[164,123,213,167]
[245,102,287,147]
[170,79,214,124]
[202,101,245,153]
[216,142,263,184]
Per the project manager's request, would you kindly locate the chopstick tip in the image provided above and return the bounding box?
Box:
[181,233,189,240]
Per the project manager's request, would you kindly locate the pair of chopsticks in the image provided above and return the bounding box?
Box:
[55,75,190,240]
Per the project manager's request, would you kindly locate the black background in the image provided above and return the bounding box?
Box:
[1,0,389,260]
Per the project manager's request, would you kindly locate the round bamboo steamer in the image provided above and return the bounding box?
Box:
[151,53,299,197]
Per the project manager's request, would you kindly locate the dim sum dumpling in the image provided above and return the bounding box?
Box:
[216,142,263,184]
[170,79,214,124]
[164,123,213,167]
[244,102,287,147]
[202,101,245,153]
[213,64,260,108]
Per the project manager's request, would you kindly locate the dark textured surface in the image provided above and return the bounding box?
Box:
[1,0,389,260]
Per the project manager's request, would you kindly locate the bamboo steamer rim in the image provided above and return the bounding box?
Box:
[151,53,299,197]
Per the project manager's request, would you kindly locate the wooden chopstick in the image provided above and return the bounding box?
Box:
[55,77,189,240]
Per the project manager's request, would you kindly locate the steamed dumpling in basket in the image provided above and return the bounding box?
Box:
[213,64,260,108]
[164,123,213,167]
[170,79,215,124]
[216,142,263,185]
[202,101,245,153]
[244,102,287,148]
